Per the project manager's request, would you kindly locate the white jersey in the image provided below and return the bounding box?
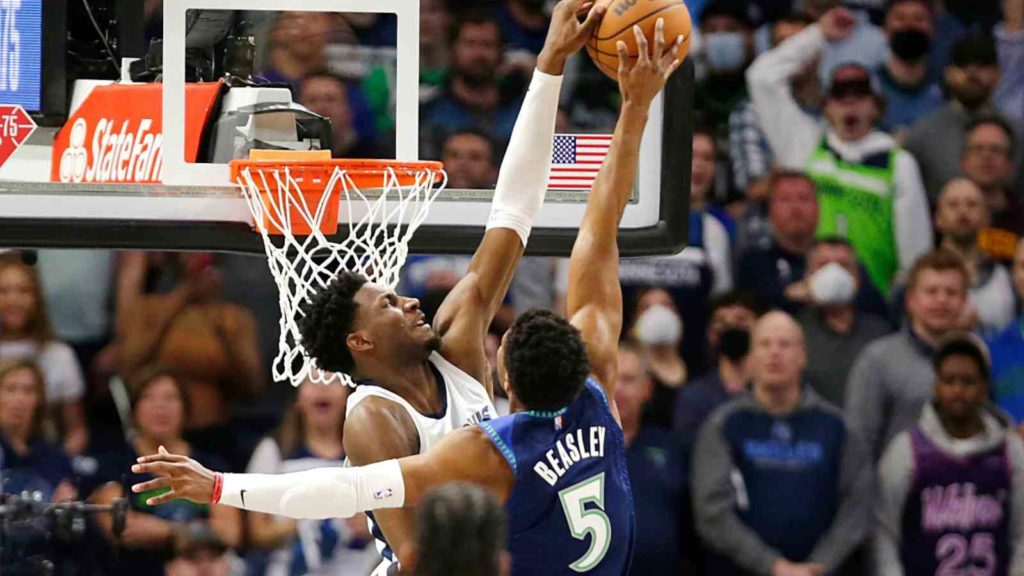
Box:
[345,351,497,575]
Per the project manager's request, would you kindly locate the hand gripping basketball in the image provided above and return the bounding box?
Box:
[615,19,685,107]
[537,0,608,74]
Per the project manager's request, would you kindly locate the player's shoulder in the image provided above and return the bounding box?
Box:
[343,394,420,463]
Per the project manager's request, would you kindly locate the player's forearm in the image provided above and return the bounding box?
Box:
[217,461,406,519]
[485,69,562,247]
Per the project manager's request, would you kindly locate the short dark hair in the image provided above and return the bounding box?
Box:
[414,483,507,576]
[443,128,498,164]
[710,290,761,317]
[950,33,997,68]
[448,9,502,46]
[933,332,991,382]
[813,235,854,250]
[966,114,1016,157]
[300,69,348,92]
[299,271,368,375]
[885,0,932,14]
[504,309,590,411]
[769,168,815,196]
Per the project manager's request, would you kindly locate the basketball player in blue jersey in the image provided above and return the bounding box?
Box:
[129,21,685,576]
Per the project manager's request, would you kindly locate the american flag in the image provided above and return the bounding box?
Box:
[547,134,612,190]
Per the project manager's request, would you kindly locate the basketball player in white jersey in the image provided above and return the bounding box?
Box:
[230,4,604,574]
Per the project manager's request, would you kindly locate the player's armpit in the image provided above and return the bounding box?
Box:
[399,426,516,507]
[343,396,422,565]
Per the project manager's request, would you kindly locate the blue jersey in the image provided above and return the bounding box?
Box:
[480,379,635,576]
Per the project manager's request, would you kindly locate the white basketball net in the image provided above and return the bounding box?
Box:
[235,163,446,388]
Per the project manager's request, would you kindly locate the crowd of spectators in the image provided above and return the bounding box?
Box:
[3,0,1024,575]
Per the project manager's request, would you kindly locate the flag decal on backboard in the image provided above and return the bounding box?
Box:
[547,134,612,190]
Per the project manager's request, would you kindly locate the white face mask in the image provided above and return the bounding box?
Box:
[809,262,857,305]
[635,304,683,346]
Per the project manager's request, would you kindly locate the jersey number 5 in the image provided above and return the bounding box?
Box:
[559,473,611,572]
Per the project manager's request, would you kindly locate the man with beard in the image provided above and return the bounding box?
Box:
[420,11,522,159]
[747,6,932,297]
[903,32,1024,201]
[876,0,944,134]
[934,178,1015,335]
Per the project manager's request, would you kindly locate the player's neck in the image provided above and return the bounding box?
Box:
[375,360,445,415]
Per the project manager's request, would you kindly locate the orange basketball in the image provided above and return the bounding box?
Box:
[586,0,692,80]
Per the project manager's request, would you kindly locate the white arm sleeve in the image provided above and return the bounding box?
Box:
[486,69,563,246]
[218,460,406,520]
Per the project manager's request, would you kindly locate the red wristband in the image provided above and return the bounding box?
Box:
[211,472,224,504]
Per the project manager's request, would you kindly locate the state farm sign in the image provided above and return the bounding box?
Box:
[51,82,222,184]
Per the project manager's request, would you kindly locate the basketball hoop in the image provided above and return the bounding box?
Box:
[230,154,446,387]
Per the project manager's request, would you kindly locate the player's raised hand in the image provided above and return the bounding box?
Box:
[616,18,685,108]
[130,445,219,506]
[537,0,608,74]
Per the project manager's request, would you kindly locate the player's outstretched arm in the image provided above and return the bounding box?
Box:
[567,22,684,420]
[131,428,513,519]
[431,0,605,391]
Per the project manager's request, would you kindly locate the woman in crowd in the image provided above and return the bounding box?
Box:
[245,377,378,576]
[90,366,241,576]
[116,251,264,470]
[0,358,76,501]
[0,255,89,455]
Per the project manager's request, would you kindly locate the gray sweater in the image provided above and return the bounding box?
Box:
[874,402,1024,576]
[845,329,935,461]
[692,389,873,575]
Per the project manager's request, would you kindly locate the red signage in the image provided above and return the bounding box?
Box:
[0,105,37,169]
[51,81,223,184]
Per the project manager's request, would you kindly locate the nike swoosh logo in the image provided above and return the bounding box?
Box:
[240,489,247,508]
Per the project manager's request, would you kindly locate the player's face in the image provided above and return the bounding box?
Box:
[934,354,987,423]
[613,349,652,425]
[906,269,967,335]
[352,283,438,359]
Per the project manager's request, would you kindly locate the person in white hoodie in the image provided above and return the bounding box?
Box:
[746,6,932,298]
[874,332,1024,576]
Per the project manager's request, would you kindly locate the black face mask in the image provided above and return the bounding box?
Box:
[890,29,932,62]
[718,328,751,362]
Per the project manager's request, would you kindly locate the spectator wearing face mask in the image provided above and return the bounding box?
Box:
[986,238,1024,427]
[631,289,688,429]
[877,0,945,134]
[874,333,1024,576]
[673,291,758,449]
[934,178,1015,335]
[793,238,892,407]
[697,0,757,141]
[846,250,971,460]
[747,7,932,298]
[903,32,1024,201]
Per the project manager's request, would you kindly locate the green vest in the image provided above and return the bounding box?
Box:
[807,140,899,296]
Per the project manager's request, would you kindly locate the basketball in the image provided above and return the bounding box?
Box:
[586,0,692,80]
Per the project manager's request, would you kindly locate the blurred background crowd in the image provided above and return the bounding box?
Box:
[3,0,1024,574]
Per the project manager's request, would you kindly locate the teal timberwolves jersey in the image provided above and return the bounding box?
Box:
[480,379,635,575]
